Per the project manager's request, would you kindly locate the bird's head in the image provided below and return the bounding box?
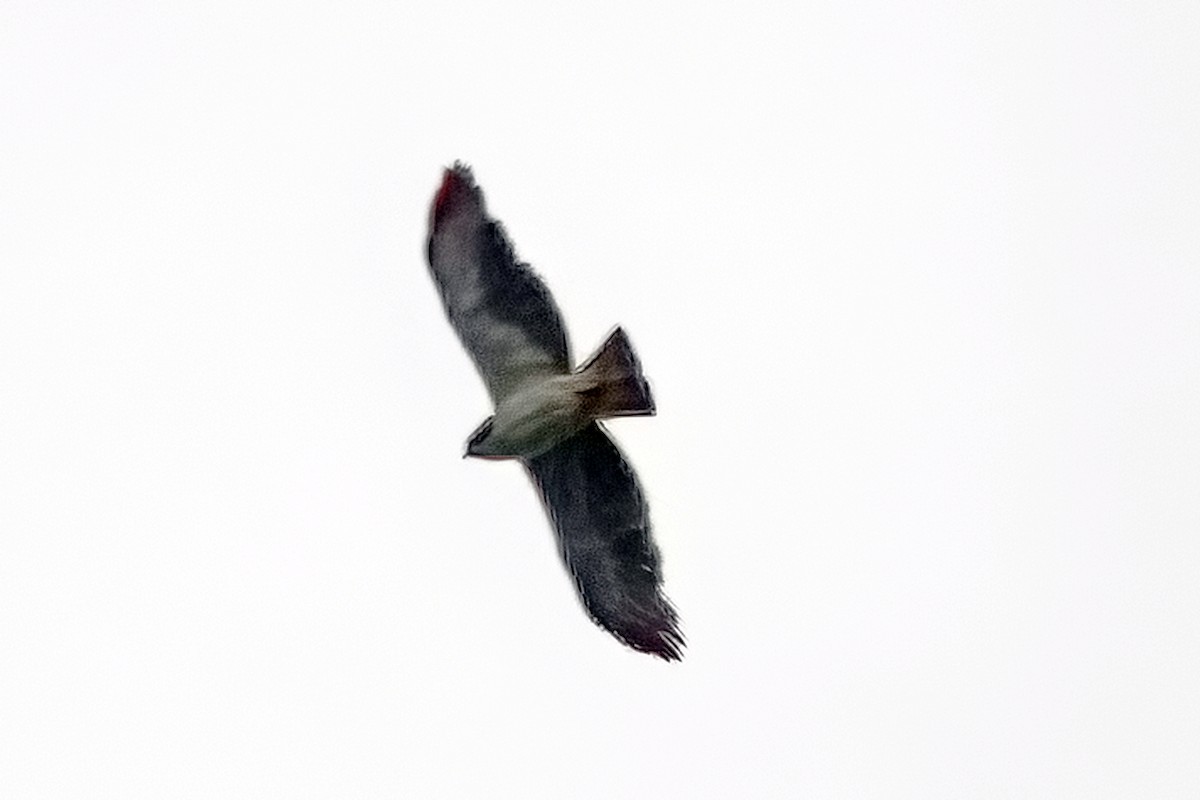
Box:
[464,417,498,458]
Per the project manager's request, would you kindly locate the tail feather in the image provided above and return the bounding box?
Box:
[575,328,655,418]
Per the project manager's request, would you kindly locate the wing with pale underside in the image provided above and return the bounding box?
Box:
[426,163,570,403]
[525,422,684,660]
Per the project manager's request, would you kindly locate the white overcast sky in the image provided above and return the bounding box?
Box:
[2,2,1198,798]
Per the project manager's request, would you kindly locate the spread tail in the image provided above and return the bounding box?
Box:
[575,327,656,418]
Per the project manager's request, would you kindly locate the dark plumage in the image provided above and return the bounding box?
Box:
[527,424,682,660]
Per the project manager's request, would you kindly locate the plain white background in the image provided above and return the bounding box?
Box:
[2,2,1198,797]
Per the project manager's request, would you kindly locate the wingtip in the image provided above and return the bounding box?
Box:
[638,626,686,662]
[650,633,686,661]
[618,602,686,661]
[431,161,481,229]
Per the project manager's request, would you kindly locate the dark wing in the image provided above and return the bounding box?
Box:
[426,163,571,403]
[525,422,683,660]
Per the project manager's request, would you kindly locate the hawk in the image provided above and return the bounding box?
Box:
[424,163,683,660]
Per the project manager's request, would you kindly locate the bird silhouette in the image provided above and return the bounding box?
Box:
[424,163,683,660]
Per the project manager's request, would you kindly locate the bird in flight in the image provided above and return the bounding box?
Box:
[424,163,683,660]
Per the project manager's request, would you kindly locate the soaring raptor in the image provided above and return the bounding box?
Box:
[424,163,683,660]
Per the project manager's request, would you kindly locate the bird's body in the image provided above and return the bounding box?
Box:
[466,373,584,458]
[467,329,655,459]
[424,163,682,660]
